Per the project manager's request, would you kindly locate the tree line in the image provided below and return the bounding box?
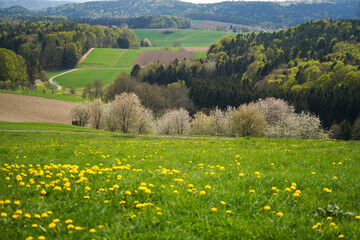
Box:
[130,19,360,139]
[71,93,336,140]
[0,20,140,87]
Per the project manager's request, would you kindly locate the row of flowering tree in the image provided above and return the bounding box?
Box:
[70,93,329,139]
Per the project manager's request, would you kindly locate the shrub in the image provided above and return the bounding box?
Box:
[113,92,142,133]
[157,108,191,135]
[90,99,104,130]
[230,103,267,137]
[69,102,91,127]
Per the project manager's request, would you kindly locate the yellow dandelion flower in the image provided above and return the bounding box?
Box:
[173,190,178,194]
[188,184,194,188]
[338,235,344,238]
[41,213,48,218]
[84,196,90,199]
[125,191,131,195]
[49,223,56,229]
[119,201,126,204]
[75,226,82,230]
[38,236,45,240]
[32,224,38,228]
[24,213,31,218]
[293,193,300,197]
[90,228,96,233]
[1,212,7,217]
[14,200,20,205]
[238,173,244,177]
[199,190,206,195]
[220,201,226,205]
[12,214,20,219]
[211,207,217,212]
[15,210,22,215]
[65,219,73,224]
[226,210,232,214]
[264,206,271,211]
[67,224,75,229]
[276,212,284,217]
[356,216,360,220]
[157,212,162,215]
[327,217,333,220]
[285,188,291,192]
[249,189,255,194]
[41,190,47,195]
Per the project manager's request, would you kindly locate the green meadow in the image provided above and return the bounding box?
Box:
[134,29,238,47]
[54,69,126,88]
[78,48,142,69]
[0,127,359,239]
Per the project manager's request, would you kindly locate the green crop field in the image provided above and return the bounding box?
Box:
[78,48,142,69]
[1,128,359,239]
[55,69,127,88]
[134,29,238,47]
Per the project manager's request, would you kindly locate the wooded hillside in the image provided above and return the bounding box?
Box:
[133,20,360,134]
[0,21,140,85]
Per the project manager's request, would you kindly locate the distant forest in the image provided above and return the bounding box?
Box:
[0,0,359,29]
[129,20,360,135]
[0,13,191,29]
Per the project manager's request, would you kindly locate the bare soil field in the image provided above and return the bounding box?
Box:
[133,50,195,66]
[182,47,209,52]
[0,93,75,124]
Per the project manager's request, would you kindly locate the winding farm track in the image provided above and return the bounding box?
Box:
[0,93,75,124]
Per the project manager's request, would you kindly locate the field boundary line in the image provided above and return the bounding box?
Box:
[111,50,128,67]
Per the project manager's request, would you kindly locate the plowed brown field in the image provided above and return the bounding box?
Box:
[133,50,195,66]
[0,93,75,124]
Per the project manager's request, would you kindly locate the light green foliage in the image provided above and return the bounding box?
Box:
[0,48,28,87]
[0,131,359,239]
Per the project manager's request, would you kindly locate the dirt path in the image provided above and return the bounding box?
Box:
[48,69,79,90]
[0,93,75,124]
[78,48,95,64]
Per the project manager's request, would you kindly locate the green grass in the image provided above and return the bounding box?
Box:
[194,51,207,59]
[78,48,142,69]
[134,29,238,47]
[45,70,69,79]
[191,20,205,25]
[55,69,127,88]
[0,90,82,103]
[0,130,359,239]
[0,122,108,133]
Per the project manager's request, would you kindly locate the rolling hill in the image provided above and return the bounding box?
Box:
[33,0,360,29]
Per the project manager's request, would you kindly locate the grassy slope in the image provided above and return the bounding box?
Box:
[0,122,108,132]
[51,48,142,88]
[55,69,123,88]
[0,90,81,103]
[0,130,359,239]
[134,29,238,47]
